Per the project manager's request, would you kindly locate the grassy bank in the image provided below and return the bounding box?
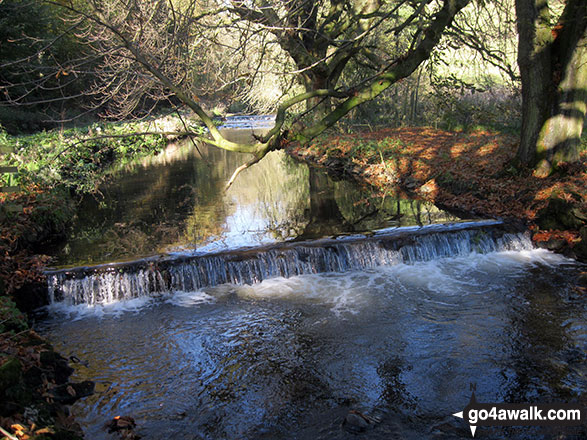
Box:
[288,127,587,262]
[0,114,190,193]
[0,115,191,301]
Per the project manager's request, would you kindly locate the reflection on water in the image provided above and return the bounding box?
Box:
[39,251,586,440]
[41,125,586,440]
[56,134,460,268]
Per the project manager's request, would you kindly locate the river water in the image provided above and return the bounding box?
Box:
[54,124,458,268]
[38,119,586,439]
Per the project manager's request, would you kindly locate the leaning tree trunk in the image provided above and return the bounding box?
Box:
[303,75,333,117]
[516,0,587,175]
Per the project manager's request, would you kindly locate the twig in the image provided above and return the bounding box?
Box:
[173,108,210,165]
[225,155,263,191]
[0,426,19,440]
[3,329,30,341]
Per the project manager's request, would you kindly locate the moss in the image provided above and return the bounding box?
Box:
[0,356,22,390]
[0,356,34,413]
[0,296,28,333]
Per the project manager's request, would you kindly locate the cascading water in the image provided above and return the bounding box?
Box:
[46,220,532,306]
[37,119,586,440]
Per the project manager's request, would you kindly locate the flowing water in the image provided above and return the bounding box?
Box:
[38,118,586,439]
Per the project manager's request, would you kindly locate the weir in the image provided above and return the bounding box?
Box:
[46,220,532,306]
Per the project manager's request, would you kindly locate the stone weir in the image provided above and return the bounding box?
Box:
[46,220,531,306]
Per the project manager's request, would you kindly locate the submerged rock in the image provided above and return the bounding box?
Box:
[49,381,95,405]
[105,415,141,439]
[342,410,379,433]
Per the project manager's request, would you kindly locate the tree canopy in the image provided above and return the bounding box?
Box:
[0,0,585,180]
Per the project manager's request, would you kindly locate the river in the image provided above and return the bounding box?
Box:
[37,118,586,439]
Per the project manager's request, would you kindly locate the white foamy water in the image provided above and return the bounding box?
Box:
[45,246,575,321]
[165,290,216,307]
[46,296,157,320]
[46,223,537,307]
[37,243,584,440]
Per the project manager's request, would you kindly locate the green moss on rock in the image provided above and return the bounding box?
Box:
[0,356,22,390]
[0,296,28,333]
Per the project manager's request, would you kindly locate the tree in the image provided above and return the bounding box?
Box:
[0,0,92,132]
[515,0,587,175]
[3,0,473,183]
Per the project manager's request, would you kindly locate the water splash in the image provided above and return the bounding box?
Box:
[46,221,533,306]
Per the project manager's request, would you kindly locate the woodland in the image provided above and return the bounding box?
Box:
[0,1,586,439]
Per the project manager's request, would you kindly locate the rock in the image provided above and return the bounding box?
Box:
[0,357,23,393]
[40,350,74,384]
[106,416,137,432]
[402,176,419,190]
[574,227,587,263]
[105,415,141,439]
[342,410,378,433]
[0,357,33,414]
[49,381,95,404]
[537,197,585,231]
[537,237,567,252]
[12,280,52,312]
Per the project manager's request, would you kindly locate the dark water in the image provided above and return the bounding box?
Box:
[54,129,460,268]
[39,120,586,439]
[39,251,585,439]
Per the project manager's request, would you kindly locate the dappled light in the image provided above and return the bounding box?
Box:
[294,127,586,254]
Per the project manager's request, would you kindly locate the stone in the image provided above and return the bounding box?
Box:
[49,381,95,404]
[0,357,23,392]
[342,410,377,433]
[537,197,585,231]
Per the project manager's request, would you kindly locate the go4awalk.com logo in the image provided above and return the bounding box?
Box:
[452,384,585,437]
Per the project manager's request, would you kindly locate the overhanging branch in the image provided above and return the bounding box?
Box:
[297,0,472,143]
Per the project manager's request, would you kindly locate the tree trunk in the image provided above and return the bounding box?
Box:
[304,75,332,117]
[300,168,349,238]
[538,42,587,169]
[516,0,587,175]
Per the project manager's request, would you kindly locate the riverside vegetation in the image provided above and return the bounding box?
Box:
[0,114,192,439]
[1,0,586,438]
[1,122,586,440]
[289,127,587,261]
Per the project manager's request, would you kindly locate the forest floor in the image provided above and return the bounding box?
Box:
[288,126,587,262]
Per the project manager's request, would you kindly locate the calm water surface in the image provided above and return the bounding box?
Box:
[54,129,460,268]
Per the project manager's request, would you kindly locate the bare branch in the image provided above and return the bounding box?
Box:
[225,154,263,191]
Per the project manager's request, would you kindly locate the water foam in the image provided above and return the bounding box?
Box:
[46,222,540,308]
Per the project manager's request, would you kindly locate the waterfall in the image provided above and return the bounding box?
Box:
[46,221,533,306]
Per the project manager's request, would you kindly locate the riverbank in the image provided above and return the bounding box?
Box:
[0,186,92,440]
[1,296,93,440]
[0,113,192,439]
[1,122,585,438]
[287,127,587,262]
